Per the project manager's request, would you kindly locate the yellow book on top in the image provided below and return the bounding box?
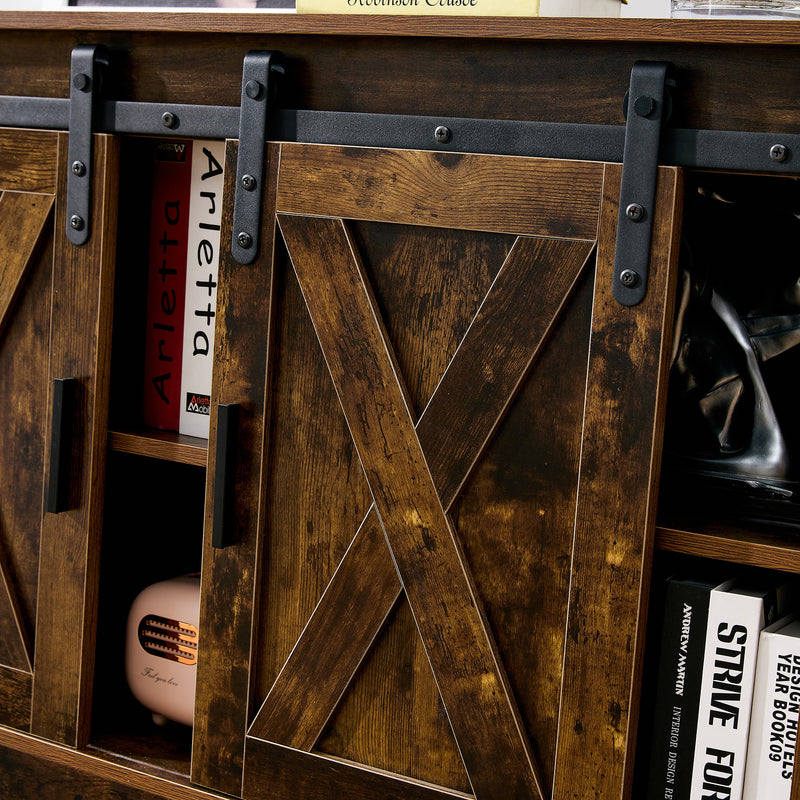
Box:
[295,0,540,14]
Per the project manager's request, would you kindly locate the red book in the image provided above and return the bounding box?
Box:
[142,139,193,431]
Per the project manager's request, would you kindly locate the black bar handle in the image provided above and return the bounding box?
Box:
[46,378,77,514]
[212,403,240,549]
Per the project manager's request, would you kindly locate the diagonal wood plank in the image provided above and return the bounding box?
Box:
[276,213,547,800]
[552,164,683,800]
[0,191,54,337]
[0,549,32,674]
[250,235,594,754]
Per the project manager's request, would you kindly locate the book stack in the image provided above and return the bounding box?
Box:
[142,138,225,439]
[644,572,799,800]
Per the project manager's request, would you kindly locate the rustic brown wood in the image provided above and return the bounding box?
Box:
[251,234,594,753]
[656,524,800,573]
[190,141,280,797]
[5,23,800,137]
[552,164,683,800]
[0,192,53,338]
[0,669,31,731]
[252,234,375,707]
[0,129,58,194]
[7,13,800,47]
[0,726,231,800]
[0,129,58,738]
[2,15,796,800]
[30,133,119,748]
[107,428,208,467]
[0,560,30,674]
[278,212,543,800]
[0,191,54,675]
[277,145,601,239]
[243,738,473,800]
[251,220,513,791]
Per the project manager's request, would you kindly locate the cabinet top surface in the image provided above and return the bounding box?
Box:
[2,10,800,44]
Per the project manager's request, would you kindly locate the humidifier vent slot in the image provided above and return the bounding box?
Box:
[138,614,198,665]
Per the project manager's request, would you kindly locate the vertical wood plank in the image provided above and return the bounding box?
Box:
[191,141,280,796]
[30,133,119,748]
[279,213,543,800]
[552,164,683,800]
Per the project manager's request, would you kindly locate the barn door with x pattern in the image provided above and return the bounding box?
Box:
[235,143,681,800]
[0,127,118,747]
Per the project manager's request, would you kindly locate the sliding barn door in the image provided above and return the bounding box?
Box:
[195,142,682,800]
[0,127,118,747]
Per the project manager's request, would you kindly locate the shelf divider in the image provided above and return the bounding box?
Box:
[107,428,208,468]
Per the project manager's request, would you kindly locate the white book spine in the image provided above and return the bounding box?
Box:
[179,139,225,438]
[689,588,766,800]
[742,620,800,800]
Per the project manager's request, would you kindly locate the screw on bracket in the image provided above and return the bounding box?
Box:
[70,215,85,231]
[619,269,640,289]
[71,160,86,177]
[434,125,451,144]
[237,232,253,249]
[625,203,645,222]
[161,111,178,129]
[770,144,789,163]
[241,174,256,191]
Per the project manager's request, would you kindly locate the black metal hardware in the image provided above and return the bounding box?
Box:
[66,45,106,246]
[212,403,240,549]
[46,378,77,514]
[613,61,672,307]
[7,50,800,275]
[231,51,283,266]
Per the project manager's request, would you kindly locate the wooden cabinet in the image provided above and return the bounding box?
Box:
[1,11,800,800]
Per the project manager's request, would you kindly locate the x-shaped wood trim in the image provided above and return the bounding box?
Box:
[0,190,53,675]
[250,215,595,800]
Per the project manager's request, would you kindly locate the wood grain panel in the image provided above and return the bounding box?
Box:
[191,141,280,797]
[0,191,53,337]
[253,239,374,702]
[552,164,683,800]
[0,179,55,709]
[243,738,473,800]
[251,235,593,757]
[279,213,543,800]
[0,190,53,676]
[453,268,596,791]
[0,556,31,673]
[0,129,58,194]
[31,132,119,748]
[0,667,31,730]
[277,145,602,240]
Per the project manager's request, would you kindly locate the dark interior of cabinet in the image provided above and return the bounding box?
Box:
[658,170,800,532]
[91,134,209,774]
[90,450,204,777]
[108,137,152,433]
[642,170,800,796]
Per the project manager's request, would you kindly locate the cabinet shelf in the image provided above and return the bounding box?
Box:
[655,519,800,573]
[107,428,208,468]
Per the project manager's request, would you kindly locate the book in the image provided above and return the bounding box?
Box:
[742,614,800,800]
[142,138,192,432]
[178,139,225,438]
[645,576,726,800]
[142,138,225,437]
[688,580,785,800]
